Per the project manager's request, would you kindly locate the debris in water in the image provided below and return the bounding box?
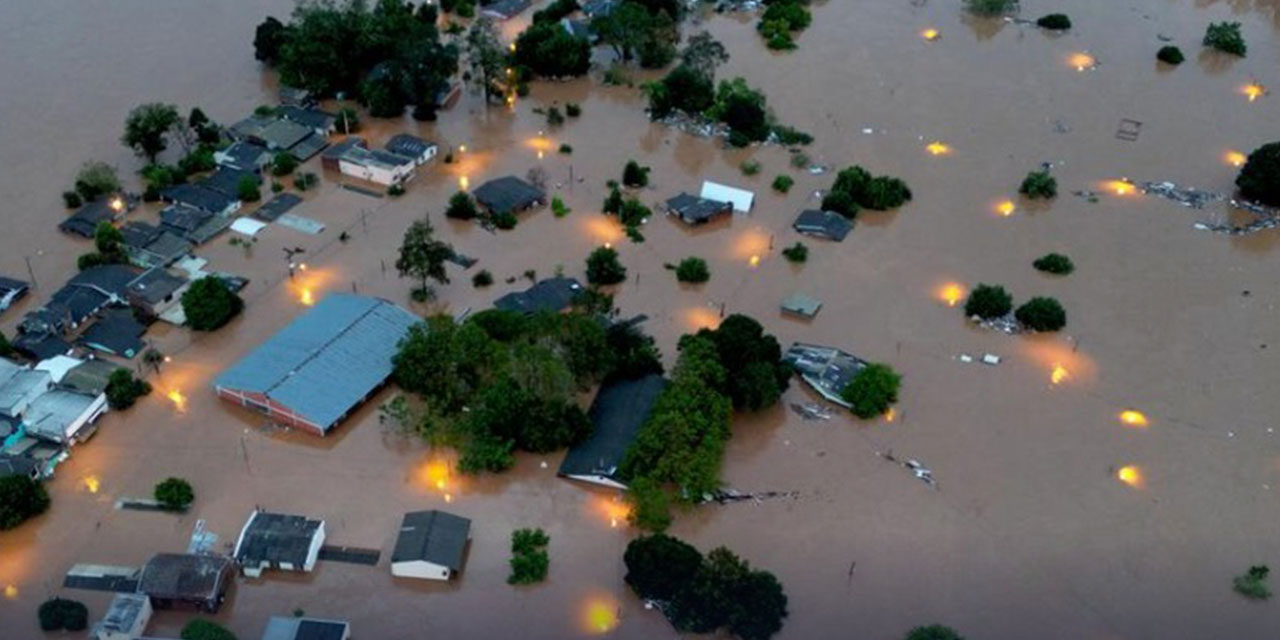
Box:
[790,403,833,421]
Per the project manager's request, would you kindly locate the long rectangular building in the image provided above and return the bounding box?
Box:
[213,294,418,435]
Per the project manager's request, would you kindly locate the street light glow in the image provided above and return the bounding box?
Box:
[921,28,940,41]
[925,141,951,156]
[996,200,1016,216]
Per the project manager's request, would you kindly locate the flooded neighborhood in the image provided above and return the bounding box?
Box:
[1,0,1279,638]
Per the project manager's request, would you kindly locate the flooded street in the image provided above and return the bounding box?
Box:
[2,0,1280,638]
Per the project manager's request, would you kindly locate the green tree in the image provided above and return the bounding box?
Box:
[396,217,454,300]
[964,284,1013,319]
[707,78,771,143]
[622,160,650,187]
[1019,169,1057,199]
[624,533,703,600]
[181,619,238,640]
[772,175,794,193]
[271,152,298,177]
[1157,45,1185,65]
[675,257,710,283]
[781,242,808,263]
[154,477,194,511]
[445,191,479,219]
[669,546,788,639]
[513,21,592,78]
[236,175,262,202]
[593,1,675,66]
[93,221,127,261]
[1203,21,1246,56]
[507,528,551,584]
[1033,253,1074,275]
[336,107,360,134]
[0,475,50,530]
[122,103,181,163]
[1036,13,1071,30]
[466,17,507,102]
[965,0,1016,16]
[625,476,674,531]
[586,247,627,285]
[73,162,122,202]
[253,16,291,64]
[646,64,716,119]
[691,314,790,411]
[906,625,966,640]
[181,277,244,331]
[1015,296,1067,331]
[840,363,902,419]
[1236,142,1280,206]
[178,145,218,176]
[37,598,88,632]
[680,31,728,78]
[105,369,153,410]
[1233,565,1271,600]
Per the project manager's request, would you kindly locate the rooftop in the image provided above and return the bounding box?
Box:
[200,168,261,198]
[235,511,324,569]
[60,359,122,395]
[793,209,853,241]
[24,388,100,442]
[217,141,273,170]
[665,192,732,224]
[559,374,666,487]
[127,268,188,305]
[473,176,545,214]
[92,593,149,636]
[493,277,583,314]
[137,553,233,601]
[782,343,868,408]
[385,134,436,159]
[781,292,823,318]
[258,118,313,150]
[261,616,350,640]
[277,105,336,132]
[392,510,471,570]
[162,184,237,214]
[340,146,415,172]
[700,181,754,212]
[79,307,146,358]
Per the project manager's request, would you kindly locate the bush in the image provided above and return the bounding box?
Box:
[790,152,810,168]
[181,619,238,640]
[181,277,243,331]
[491,211,518,230]
[623,160,650,188]
[271,152,298,177]
[825,165,911,213]
[178,146,217,176]
[559,143,573,154]
[906,625,967,640]
[773,125,813,146]
[1033,253,1074,275]
[62,191,83,208]
[552,196,571,218]
[508,528,550,585]
[293,172,318,191]
[740,160,761,176]
[1203,21,1246,56]
[772,175,794,193]
[1157,45,1185,65]
[1236,142,1280,206]
[154,477,194,511]
[446,191,479,219]
[841,363,901,419]
[1015,296,1067,331]
[1019,169,1057,199]
[271,181,284,193]
[1233,565,1271,600]
[74,162,122,202]
[565,103,582,117]
[236,175,261,202]
[546,106,565,126]
[586,247,626,285]
[964,284,1013,319]
[472,270,494,287]
[821,191,859,218]
[781,242,808,263]
[38,598,88,632]
[0,475,50,530]
[675,257,710,283]
[624,534,703,601]
[388,183,405,197]
[1036,13,1071,30]
[105,369,152,410]
[966,0,1017,15]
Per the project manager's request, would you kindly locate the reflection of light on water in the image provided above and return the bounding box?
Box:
[109,197,125,213]
[1069,52,1096,71]
[444,493,453,503]
[884,408,896,423]
[592,495,631,529]
[995,199,1016,217]
[422,460,451,491]
[83,475,100,494]
[1017,339,1097,385]
[1050,364,1069,385]
[921,28,940,41]
[1103,179,1135,196]
[1117,465,1143,488]
[937,283,966,307]
[300,289,314,306]
[731,228,771,261]
[3,585,16,599]
[459,175,469,190]
[1119,410,1149,428]
[684,307,721,331]
[749,254,761,268]
[925,141,951,156]
[582,597,619,634]
[167,389,187,413]
[1242,83,1266,102]
[537,150,544,160]
[1225,151,1247,167]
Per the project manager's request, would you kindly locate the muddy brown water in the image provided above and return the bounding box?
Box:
[1,0,1279,638]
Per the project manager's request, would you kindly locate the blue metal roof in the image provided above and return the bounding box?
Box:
[213,294,418,431]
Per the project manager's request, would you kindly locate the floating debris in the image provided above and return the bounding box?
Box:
[878,450,938,490]
[971,313,1023,335]
[1138,181,1223,209]
[790,403,834,421]
[700,488,801,505]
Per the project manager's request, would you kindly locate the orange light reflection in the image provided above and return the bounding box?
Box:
[937,282,966,307]
[1117,465,1144,488]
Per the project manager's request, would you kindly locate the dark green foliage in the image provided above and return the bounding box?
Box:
[708,78,771,144]
[237,175,261,202]
[625,476,673,531]
[62,191,82,208]
[1033,253,1074,275]
[1157,45,1185,65]
[552,196,571,218]
[772,125,812,146]
[0,475,50,530]
[490,210,518,230]
[105,369,153,410]
[1203,21,1246,56]
[622,160,650,187]
[558,143,573,154]
[840,363,902,419]
[77,221,129,271]
[604,321,664,381]
[1236,142,1280,206]
[181,619,238,640]
[446,190,479,219]
[964,284,1013,319]
[593,1,677,68]
[624,534,703,600]
[0,331,13,358]
[906,625,967,640]
[825,165,911,214]
[396,217,454,299]
[38,598,88,632]
[513,21,592,78]
[772,175,794,193]
[1234,565,1271,600]
[508,528,551,584]
[388,183,405,197]
[675,257,710,283]
[472,270,494,287]
[293,172,318,191]
[781,242,808,263]
[586,247,627,285]
[178,145,217,176]
[740,160,761,176]
[141,163,185,192]
[545,106,565,126]
[154,477,194,511]
[74,162,122,202]
[122,103,181,163]
[821,190,859,218]
[1019,169,1057,199]
[603,186,624,214]
[254,16,289,64]
[565,102,582,117]
[861,176,913,210]
[1036,13,1071,30]
[532,0,580,24]
[691,314,791,411]
[181,277,243,331]
[645,64,715,119]
[336,107,360,133]
[1015,297,1067,331]
[965,0,1017,16]
[758,1,812,50]
[271,152,298,177]
[613,198,650,229]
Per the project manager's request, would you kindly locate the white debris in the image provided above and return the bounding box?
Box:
[959,354,974,363]
[981,354,1001,365]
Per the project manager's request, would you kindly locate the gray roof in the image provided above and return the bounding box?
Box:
[665,193,732,224]
[137,553,233,603]
[93,593,150,637]
[61,359,122,395]
[69,265,141,298]
[13,334,72,361]
[213,294,418,432]
[290,132,330,161]
[24,388,99,442]
[391,510,471,570]
[322,137,366,161]
[793,209,853,241]
[201,168,260,198]
[262,616,351,640]
[559,374,666,485]
[121,222,193,267]
[254,194,303,222]
[235,511,324,568]
[0,369,51,416]
[493,277,583,314]
[79,308,145,358]
[481,0,531,18]
[277,105,336,133]
[258,119,313,150]
[127,268,188,305]
[582,0,619,16]
[59,199,126,237]
[782,343,869,408]
[0,453,39,478]
[341,146,415,171]
[162,184,237,214]
[160,203,214,233]
[781,292,823,318]
[473,176,545,214]
[385,134,435,159]
[217,141,273,171]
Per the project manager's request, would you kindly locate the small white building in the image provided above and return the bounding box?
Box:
[390,510,471,581]
[233,510,326,578]
[337,147,416,186]
[700,181,755,213]
[91,593,152,640]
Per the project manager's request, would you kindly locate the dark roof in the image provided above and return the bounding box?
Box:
[201,168,261,198]
[290,132,330,161]
[322,137,367,161]
[257,119,313,150]
[79,307,145,358]
[126,268,187,305]
[481,0,531,18]
[0,453,39,479]
[665,193,732,223]
[793,209,853,241]
[161,204,215,234]
[262,617,350,640]
[782,343,869,407]
[13,334,72,361]
[385,134,435,159]
[278,105,336,132]
[582,0,619,16]
[558,375,666,484]
[0,277,30,311]
[473,176,545,214]
[121,222,192,266]
[217,141,273,171]
[59,199,126,237]
[279,86,315,107]
[68,265,141,298]
[235,511,323,568]
[213,294,419,432]
[391,510,471,569]
[137,553,233,602]
[254,194,303,222]
[161,184,237,214]
[493,277,583,314]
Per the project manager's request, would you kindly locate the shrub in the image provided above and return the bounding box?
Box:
[790,152,810,168]
[825,165,911,213]
[1033,253,1074,275]
[772,175,794,193]
[675,257,710,283]
[293,172,318,191]
[622,160,650,188]
[624,534,703,601]
[546,106,565,126]
[586,247,626,285]
[446,191,479,219]
[271,152,298,177]
[781,242,808,263]
[740,160,761,176]
[964,284,1013,319]
[178,146,217,176]
[1157,45,1185,65]
[1233,565,1271,600]
[840,363,902,419]
[1236,142,1280,206]
[271,181,284,193]
[861,176,912,210]
[1036,13,1071,30]
[1019,169,1057,199]
[74,162,122,202]
[154,477,194,511]
[181,277,243,331]
[966,0,1017,16]
[507,528,550,585]
[1203,21,1246,56]
[336,107,360,134]
[472,270,494,287]
[906,625,967,640]
[551,196,571,218]
[821,191,859,218]
[0,475,50,530]
[773,125,814,146]
[105,369,152,410]
[603,65,632,86]
[491,211,518,230]
[1015,296,1067,331]
[388,183,405,197]
[38,598,88,632]
[180,619,238,640]
[62,191,82,208]
[559,143,573,154]
[236,175,261,202]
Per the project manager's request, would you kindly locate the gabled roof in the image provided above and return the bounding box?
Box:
[217,141,273,170]
[340,146,415,171]
[781,292,822,318]
[793,209,853,241]
[161,203,215,234]
[277,105,336,132]
[127,268,187,305]
[213,294,419,431]
[0,453,39,479]
[137,553,233,601]
[235,511,324,568]
[391,510,470,570]
[665,192,732,223]
[559,374,666,486]
[290,132,330,161]
[700,181,754,212]
[68,265,141,299]
[0,277,30,311]
[322,137,367,161]
[61,359,122,395]
[481,0,531,19]
[258,119,313,150]
[473,176,545,214]
[255,194,303,222]
[79,308,145,358]
[200,168,260,198]
[162,184,237,214]
[493,277,583,314]
[262,616,351,640]
[59,199,126,238]
[0,369,51,417]
[385,134,435,159]
[12,334,72,361]
[92,593,150,637]
[582,0,619,17]
[24,388,99,442]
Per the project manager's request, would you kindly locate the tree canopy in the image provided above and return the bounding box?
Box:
[513,21,591,78]
[38,598,88,632]
[181,619,238,640]
[105,369,153,410]
[181,277,243,331]
[0,475,50,530]
[592,1,678,68]
[841,363,902,419]
[122,103,181,163]
[823,165,912,215]
[1015,296,1067,331]
[586,247,627,285]
[687,314,790,411]
[154,477,194,511]
[73,162,122,202]
[964,284,1013,319]
[905,625,966,640]
[1236,141,1280,206]
[396,216,454,300]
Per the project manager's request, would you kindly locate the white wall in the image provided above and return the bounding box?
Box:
[391,560,451,581]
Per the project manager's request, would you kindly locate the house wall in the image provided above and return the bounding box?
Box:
[69,393,109,442]
[337,158,414,186]
[215,387,328,435]
[305,521,327,572]
[391,560,451,581]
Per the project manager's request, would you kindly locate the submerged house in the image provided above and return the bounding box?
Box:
[160,184,240,218]
[23,388,108,443]
[78,307,145,359]
[664,192,733,226]
[473,176,546,215]
[780,292,823,319]
[493,277,583,315]
[793,209,853,242]
[120,222,192,268]
[481,0,531,20]
[261,617,351,640]
[700,181,754,213]
[59,195,136,238]
[384,134,437,166]
[14,264,140,359]
[90,593,151,640]
[390,510,472,581]
[214,141,274,174]
[137,553,234,613]
[782,343,869,408]
[559,374,666,489]
[213,294,418,435]
[233,510,326,578]
[337,146,416,186]
[277,105,337,137]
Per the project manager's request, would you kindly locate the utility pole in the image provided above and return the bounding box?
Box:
[24,255,37,290]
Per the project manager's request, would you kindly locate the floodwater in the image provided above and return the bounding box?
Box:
[2,0,1280,638]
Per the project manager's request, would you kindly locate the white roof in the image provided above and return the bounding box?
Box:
[700,181,754,213]
[35,356,83,383]
[231,217,268,237]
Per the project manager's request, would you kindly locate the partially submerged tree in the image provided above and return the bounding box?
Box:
[0,475,50,530]
[1203,21,1246,56]
[395,217,454,300]
[964,284,1013,319]
[73,162,122,202]
[38,598,88,632]
[1036,13,1071,30]
[122,103,181,163]
[1015,297,1067,331]
[674,257,710,283]
[1019,169,1057,199]
[841,363,902,419]
[180,619,238,640]
[905,625,967,640]
[1236,141,1280,206]
[507,528,551,584]
[586,246,627,285]
[154,477,194,511]
[1033,253,1074,275]
[467,18,507,102]
[1233,565,1271,600]
[513,21,592,78]
[965,0,1017,16]
[624,533,704,600]
[105,369,153,410]
[1157,45,1185,65]
[181,277,243,331]
[445,191,479,220]
[622,160,650,187]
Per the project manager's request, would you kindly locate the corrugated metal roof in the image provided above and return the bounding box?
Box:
[213,294,418,431]
[700,181,754,212]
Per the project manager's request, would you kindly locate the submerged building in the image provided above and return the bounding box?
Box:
[782,343,868,408]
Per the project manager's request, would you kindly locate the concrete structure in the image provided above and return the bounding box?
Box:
[137,553,234,613]
[391,510,471,580]
[700,181,754,213]
[261,616,351,640]
[781,292,823,319]
[493,277,583,315]
[664,192,733,225]
[337,146,416,186]
[91,593,152,640]
[213,294,418,435]
[782,343,869,408]
[125,267,189,319]
[233,510,326,578]
[385,134,437,166]
[793,209,854,241]
[559,374,666,489]
[24,388,108,443]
